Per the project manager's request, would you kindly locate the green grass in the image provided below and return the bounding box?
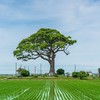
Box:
[0,79,100,100]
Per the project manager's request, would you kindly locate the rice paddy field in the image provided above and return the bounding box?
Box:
[0,79,100,100]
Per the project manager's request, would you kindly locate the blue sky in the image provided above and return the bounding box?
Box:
[0,0,100,74]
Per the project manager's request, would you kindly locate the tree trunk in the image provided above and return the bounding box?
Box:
[49,52,55,76]
[49,60,55,76]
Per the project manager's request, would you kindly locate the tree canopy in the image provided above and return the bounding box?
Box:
[13,28,76,75]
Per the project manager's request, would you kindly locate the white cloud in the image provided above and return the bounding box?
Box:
[0,0,100,73]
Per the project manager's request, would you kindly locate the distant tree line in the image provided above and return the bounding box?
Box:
[15,67,100,79]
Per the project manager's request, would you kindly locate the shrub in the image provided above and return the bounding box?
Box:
[72,71,89,79]
[56,68,64,75]
[72,72,79,78]
[17,68,30,77]
[79,71,88,79]
[21,69,30,77]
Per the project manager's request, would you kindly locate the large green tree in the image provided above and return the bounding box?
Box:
[13,28,76,75]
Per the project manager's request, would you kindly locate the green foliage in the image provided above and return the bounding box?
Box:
[72,71,89,79]
[72,72,79,78]
[56,68,65,75]
[13,28,76,61]
[31,74,38,78]
[17,68,30,77]
[21,69,30,77]
[79,71,88,79]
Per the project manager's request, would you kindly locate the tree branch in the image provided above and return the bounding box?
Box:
[36,51,49,61]
[54,44,70,55]
[63,44,70,55]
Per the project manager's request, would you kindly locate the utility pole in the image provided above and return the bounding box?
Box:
[24,66,26,69]
[20,64,22,68]
[28,66,29,72]
[34,66,36,75]
[15,62,17,76]
[40,64,42,75]
[74,64,76,72]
